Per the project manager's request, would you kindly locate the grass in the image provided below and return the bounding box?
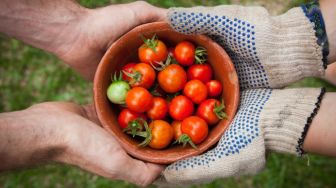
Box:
[0,0,335,187]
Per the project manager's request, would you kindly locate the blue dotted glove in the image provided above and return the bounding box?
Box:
[168,4,327,89]
[161,88,325,185]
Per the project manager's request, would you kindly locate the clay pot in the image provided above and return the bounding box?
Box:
[93,22,239,164]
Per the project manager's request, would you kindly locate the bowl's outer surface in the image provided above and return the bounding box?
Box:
[94,22,239,164]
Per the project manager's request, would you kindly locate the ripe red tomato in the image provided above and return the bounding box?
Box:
[206,80,223,97]
[121,63,136,82]
[187,64,213,83]
[174,41,195,66]
[147,97,168,120]
[126,87,153,113]
[127,63,156,89]
[118,109,147,129]
[138,38,168,66]
[181,116,208,144]
[149,120,173,149]
[183,80,208,104]
[197,99,227,125]
[172,121,183,141]
[158,64,187,93]
[169,95,194,121]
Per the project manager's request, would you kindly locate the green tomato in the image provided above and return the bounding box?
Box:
[107,80,130,104]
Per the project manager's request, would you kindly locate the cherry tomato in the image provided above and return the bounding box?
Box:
[149,120,173,149]
[187,64,213,83]
[107,80,130,104]
[206,80,223,97]
[174,41,195,66]
[126,87,153,113]
[118,109,147,129]
[197,99,227,125]
[169,95,194,121]
[183,80,208,104]
[181,116,208,144]
[138,37,168,66]
[147,97,168,120]
[121,63,136,82]
[158,64,187,93]
[172,121,183,141]
[128,63,156,89]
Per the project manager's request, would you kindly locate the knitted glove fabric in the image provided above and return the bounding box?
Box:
[168,3,328,89]
[161,88,325,185]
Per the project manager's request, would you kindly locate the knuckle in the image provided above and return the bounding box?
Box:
[132,1,150,8]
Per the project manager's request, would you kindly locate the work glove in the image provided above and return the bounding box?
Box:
[161,87,325,185]
[160,1,329,185]
[167,1,329,89]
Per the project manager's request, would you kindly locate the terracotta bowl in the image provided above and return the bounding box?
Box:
[93,22,239,164]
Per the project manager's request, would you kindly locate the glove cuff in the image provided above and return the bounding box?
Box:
[301,0,329,67]
[259,7,325,88]
[260,88,325,155]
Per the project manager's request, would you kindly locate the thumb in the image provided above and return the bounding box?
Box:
[128,1,167,24]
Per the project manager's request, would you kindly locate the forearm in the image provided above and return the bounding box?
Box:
[324,63,336,85]
[0,0,86,58]
[320,0,336,63]
[303,92,336,156]
[0,108,65,171]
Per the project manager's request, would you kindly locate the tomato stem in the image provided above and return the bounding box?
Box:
[122,70,142,85]
[214,100,228,119]
[195,46,207,64]
[123,118,145,137]
[174,134,198,149]
[151,54,174,71]
[141,35,158,53]
[150,61,165,71]
[112,71,124,82]
[136,121,152,147]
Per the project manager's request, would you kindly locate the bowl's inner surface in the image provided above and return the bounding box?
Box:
[94,23,239,164]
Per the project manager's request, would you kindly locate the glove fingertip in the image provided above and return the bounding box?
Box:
[167,8,205,35]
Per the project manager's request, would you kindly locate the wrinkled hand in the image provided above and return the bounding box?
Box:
[56,1,167,80]
[25,102,164,187]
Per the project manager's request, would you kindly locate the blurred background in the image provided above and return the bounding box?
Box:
[1,0,336,187]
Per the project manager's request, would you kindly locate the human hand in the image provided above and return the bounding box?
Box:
[161,88,325,185]
[56,1,167,80]
[0,1,167,80]
[0,102,164,187]
[167,2,330,89]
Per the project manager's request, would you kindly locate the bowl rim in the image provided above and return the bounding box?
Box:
[93,21,240,164]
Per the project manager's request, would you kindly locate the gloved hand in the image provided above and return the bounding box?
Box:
[159,2,329,185]
[167,2,329,89]
[161,88,325,185]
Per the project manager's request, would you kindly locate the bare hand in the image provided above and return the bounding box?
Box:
[56,1,167,80]
[0,102,164,187]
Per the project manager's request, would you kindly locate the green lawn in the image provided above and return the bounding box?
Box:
[1,0,336,187]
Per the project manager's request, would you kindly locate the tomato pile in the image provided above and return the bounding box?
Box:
[107,35,227,150]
